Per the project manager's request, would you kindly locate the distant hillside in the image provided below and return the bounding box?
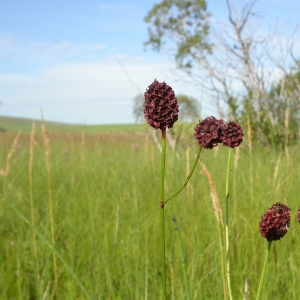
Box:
[0,116,146,134]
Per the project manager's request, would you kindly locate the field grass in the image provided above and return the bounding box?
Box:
[0,116,146,134]
[0,120,299,299]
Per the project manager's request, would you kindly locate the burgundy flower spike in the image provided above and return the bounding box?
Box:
[297,208,300,224]
[194,116,223,149]
[259,202,291,242]
[144,80,179,130]
[221,121,244,148]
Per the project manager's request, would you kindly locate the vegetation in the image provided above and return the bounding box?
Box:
[0,116,146,134]
[144,0,300,147]
[0,120,299,299]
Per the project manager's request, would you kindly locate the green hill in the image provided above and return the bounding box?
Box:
[0,116,146,134]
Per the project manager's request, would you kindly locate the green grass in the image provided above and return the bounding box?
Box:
[0,127,299,299]
[0,116,146,134]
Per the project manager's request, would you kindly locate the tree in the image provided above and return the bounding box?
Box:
[144,0,300,147]
[144,0,211,69]
[133,94,145,123]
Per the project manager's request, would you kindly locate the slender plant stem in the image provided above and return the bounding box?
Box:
[164,146,202,206]
[217,220,227,300]
[172,217,191,300]
[225,148,233,300]
[4,198,93,300]
[247,117,253,205]
[41,111,58,288]
[160,129,167,300]
[29,121,41,292]
[256,241,272,300]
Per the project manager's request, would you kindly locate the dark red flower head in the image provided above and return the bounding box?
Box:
[144,80,179,130]
[221,121,244,148]
[259,202,291,242]
[194,116,223,149]
[297,208,300,224]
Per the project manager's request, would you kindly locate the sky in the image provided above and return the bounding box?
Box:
[1,0,300,125]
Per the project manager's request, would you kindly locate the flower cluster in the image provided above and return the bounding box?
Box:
[144,80,179,130]
[194,116,244,149]
[194,116,223,149]
[221,121,244,148]
[259,202,291,242]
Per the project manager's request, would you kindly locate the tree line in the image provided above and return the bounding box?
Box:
[134,0,300,148]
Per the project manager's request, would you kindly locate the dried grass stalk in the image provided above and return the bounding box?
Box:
[200,161,224,227]
[0,131,21,176]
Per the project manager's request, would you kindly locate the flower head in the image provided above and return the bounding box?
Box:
[297,207,300,224]
[259,202,291,242]
[144,80,179,130]
[194,116,223,149]
[221,121,244,148]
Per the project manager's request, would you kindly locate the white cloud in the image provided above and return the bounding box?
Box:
[0,32,20,56]
[0,35,106,61]
[1,60,175,102]
[28,41,107,59]
[0,59,183,124]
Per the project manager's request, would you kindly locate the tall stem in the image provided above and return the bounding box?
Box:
[29,121,40,292]
[225,148,233,300]
[164,146,202,206]
[41,111,58,289]
[172,217,191,300]
[256,241,272,300]
[160,129,167,300]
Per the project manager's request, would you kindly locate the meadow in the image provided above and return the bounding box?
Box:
[0,117,299,299]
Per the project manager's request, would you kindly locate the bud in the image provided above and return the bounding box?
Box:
[144,80,179,130]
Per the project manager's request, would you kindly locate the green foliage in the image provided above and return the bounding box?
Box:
[0,116,145,134]
[236,67,300,147]
[144,0,300,148]
[0,131,300,299]
[144,0,212,70]
[177,94,201,122]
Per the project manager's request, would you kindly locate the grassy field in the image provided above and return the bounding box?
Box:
[0,117,299,299]
[0,116,146,134]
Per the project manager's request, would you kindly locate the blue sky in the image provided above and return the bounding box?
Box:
[1,0,300,124]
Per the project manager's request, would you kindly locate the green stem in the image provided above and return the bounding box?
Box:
[172,217,191,300]
[217,221,227,300]
[225,148,233,300]
[256,241,272,300]
[164,146,202,206]
[160,129,167,300]
[4,198,93,300]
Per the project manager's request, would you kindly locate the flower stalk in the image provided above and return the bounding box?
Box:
[257,202,291,299]
[144,79,179,300]
[160,129,167,300]
[225,148,233,300]
[255,241,272,300]
[164,146,202,206]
